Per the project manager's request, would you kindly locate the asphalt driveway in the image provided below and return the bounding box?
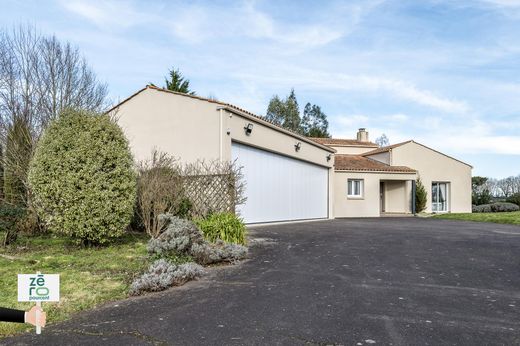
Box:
[3,218,520,345]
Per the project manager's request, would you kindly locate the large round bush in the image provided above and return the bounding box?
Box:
[28,109,136,244]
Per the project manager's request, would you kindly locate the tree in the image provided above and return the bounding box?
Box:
[265,89,301,132]
[375,134,390,147]
[472,176,492,205]
[0,25,108,205]
[415,176,427,213]
[28,109,136,245]
[164,68,195,95]
[3,117,32,205]
[302,103,330,138]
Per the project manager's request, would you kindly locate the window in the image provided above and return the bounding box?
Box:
[432,182,449,212]
[348,179,363,198]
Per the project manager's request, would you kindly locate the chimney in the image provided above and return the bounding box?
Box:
[357,128,369,142]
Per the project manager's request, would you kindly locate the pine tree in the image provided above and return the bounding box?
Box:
[302,102,330,138]
[164,68,195,95]
[415,176,427,213]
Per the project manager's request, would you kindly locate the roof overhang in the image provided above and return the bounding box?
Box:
[219,105,336,154]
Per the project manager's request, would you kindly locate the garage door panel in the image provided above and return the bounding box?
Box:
[232,142,328,223]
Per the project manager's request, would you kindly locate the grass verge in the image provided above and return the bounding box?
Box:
[0,232,150,337]
[433,211,520,225]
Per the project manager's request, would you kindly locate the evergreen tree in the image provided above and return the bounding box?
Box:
[265,95,286,126]
[283,89,301,132]
[415,176,427,213]
[164,68,195,95]
[302,102,330,138]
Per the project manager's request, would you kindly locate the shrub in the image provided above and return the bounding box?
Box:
[195,212,247,245]
[28,109,136,245]
[129,259,204,295]
[506,193,520,207]
[190,240,248,265]
[136,150,188,237]
[472,202,519,213]
[148,214,248,264]
[0,203,26,246]
[415,176,427,213]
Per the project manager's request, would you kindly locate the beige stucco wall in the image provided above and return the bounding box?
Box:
[114,88,221,164]
[391,142,472,213]
[365,151,390,165]
[114,88,335,219]
[329,145,378,155]
[334,171,416,217]
[383,180,412,213]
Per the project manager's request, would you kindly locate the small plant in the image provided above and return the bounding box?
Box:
[415,176,427,213]
[129,259,204,295]
[195,212,247,245]
[190,240,248,265]
[28,109,136,245]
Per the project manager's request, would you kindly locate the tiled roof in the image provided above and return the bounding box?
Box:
[334,155,416,173]
[309,137,378,147]
[108,85,335,153]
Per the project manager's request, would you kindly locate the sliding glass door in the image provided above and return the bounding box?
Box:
[432,182,449,212]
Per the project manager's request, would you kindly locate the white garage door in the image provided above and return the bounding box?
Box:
[232,142,328,223]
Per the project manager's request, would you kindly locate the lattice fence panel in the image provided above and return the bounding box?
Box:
[182,173,237,219]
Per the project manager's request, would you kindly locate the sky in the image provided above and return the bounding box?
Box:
[1,0,520,178]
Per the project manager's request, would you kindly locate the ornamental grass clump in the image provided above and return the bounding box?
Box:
[28,109,136,245]
[195,212,247,245]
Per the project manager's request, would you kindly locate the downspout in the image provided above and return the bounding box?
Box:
[219,108,224,161]
[412,179,417,215]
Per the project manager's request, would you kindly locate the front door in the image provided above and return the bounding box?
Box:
[380,182,385,213]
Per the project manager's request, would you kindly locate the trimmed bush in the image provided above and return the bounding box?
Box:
[195,212,247,245]
[506,193,520,207]
[472,202,519,213]
[28,109,136,245]
[148,214,248,264]
[129,259,204,295]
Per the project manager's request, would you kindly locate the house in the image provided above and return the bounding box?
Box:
[111,85,472,223]
[312,135,472,217]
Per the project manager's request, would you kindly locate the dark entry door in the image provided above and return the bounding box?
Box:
[380,182,385,213]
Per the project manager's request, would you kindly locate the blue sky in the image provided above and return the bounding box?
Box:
[2,0,520,178]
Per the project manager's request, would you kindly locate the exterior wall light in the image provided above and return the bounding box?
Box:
[327,154,332,162]
[295,142,302,151]
[244,123,253,135]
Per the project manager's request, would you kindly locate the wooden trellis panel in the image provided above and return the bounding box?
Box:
[182,173,236,219]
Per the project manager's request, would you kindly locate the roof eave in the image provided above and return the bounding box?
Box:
[221,105,336,153]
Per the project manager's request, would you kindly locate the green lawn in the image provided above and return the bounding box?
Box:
[0,232,150,337]
[433,211,520,225]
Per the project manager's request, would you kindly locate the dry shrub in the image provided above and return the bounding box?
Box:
[136,150,186,237]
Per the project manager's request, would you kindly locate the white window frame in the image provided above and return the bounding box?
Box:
[432,181,450,213]
[347,179,364,199]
